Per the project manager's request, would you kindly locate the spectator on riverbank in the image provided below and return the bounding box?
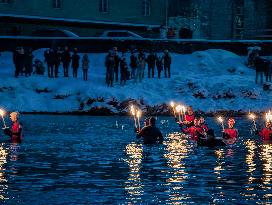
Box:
[61,46,71,77]
[120,55,128,86]
[146,50,157,78]
[254,53,265,84]
[25,48,33,77]
[82,54,89,81]
[72,48,80,78]
[105,51,115,87]
[156,55,163,79]
[53,47,62,78]
[44,48,55,78]
[130,51,138,79]
[163,50,171,78]
[113,47,120,82]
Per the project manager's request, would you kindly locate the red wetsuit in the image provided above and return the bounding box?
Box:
[223,128,238,144]
[259,128,272,141]
[223,128,238,139]
[183,126,205,140]
[201,124,209,132]
[4,121,23,143]
[184,114,195,127]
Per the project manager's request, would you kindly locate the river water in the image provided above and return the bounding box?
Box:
[0,115,271,204]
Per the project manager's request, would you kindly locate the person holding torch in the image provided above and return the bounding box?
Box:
[222,118,238,144]
[136,117,163,144]
[255,111,272,141]
[3,111,23,143]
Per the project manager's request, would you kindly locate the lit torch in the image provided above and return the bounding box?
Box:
[136,110,141,130]
[176,105,182,122]
[181,105,186,120]
[0,109,7,129]
[130,105,137,128]
[266,110,272,122]
[249,113,257,131]
[217,116,225,131]
[170,101,176,118]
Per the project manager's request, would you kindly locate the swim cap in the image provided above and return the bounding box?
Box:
[228,118,235,123]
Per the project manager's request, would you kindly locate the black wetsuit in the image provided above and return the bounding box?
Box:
[137,125,163,144]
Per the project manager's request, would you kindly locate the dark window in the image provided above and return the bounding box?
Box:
[1,0,12,4]
[142,0,151,16]
[99,0,109,13]
[53,0,62,8]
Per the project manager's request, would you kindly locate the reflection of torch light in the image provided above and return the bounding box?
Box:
[217,116,224,131]
[130,105,137,128]
[136,110,141,130]
[176,105,182,122]
[0,109,7,129]
[249,113,257,131]
[170,101,176,118]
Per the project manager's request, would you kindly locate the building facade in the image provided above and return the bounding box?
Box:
[168,0,271,40]
[0,0,166,37]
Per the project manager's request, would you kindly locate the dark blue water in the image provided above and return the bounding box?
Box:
[0,115,271,204]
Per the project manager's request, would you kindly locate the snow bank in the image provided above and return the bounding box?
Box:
[0,49,269,114]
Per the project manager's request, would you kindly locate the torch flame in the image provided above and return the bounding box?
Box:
[136,110,141,118]
[170,101,175,108]
[217,116,224,123]
[175,105,183,113]
[0,109,5,117]
[266,110,272,122]
[249,113,256,120]
[130,105,135,116]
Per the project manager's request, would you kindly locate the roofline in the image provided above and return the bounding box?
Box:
[0,13,161,29]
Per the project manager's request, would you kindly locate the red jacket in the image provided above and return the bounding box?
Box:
[184,114,195,127]
[11,121,23,143]
[201,124,209,132]
[183,126,205,140]
[223,128,238,139]
[259,128,272,141]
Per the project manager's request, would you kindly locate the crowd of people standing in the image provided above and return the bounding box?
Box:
[104,47,172,87]
[12,46,172,86]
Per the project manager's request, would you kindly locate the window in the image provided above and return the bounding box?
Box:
[1,0,12,4]
[53,0,62,9]
[142,0,151,16]
[99,0,109,13]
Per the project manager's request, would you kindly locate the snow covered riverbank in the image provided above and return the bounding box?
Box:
[0,49,269,115]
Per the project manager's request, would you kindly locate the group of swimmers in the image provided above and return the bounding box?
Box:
[136,106,272,146]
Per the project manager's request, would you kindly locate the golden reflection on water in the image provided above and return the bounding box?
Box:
[0,143,9,200]
[125,143,143,203]
[259,143,272,200]
[164,132,191,204]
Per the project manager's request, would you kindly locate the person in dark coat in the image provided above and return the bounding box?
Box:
[254,53,265,84]
[163,50,172,78]
[136,117,163,144]
[156,55,163,78]
[146,51,157,78]
[72,48,80,78]
[25,48,33,77]
[44,49,55,78]
[105,51,115,87]
[62,46,71,77]
[120,56,128,85]
[13,47,20,78]
[113,47,120,82]
[18,47,25,76]
[82,54,89,81]
[130,51,138,79]
[54,47,62,78]
[264,59,272,82]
